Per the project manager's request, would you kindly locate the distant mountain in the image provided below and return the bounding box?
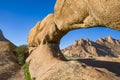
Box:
[0,29,16,51]
[61,36,120,58]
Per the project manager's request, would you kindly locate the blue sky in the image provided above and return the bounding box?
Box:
[0,0,120,49]
[0,0,56,45]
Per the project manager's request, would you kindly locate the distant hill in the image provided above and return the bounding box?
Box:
[0,29,22,80]
[62,36,120,58]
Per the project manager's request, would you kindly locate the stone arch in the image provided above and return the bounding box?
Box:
[27,0,120,61]
[26,0,120,79]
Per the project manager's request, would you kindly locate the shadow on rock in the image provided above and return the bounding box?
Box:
[77,58,120,77]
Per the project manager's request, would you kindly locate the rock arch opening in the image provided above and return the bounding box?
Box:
[27,0,120,61]
[60,27,120,58]
[27,19,120,61]
[26,0,120,79]
[60,27,120,49]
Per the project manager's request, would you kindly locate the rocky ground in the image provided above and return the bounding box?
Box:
[38,57,120,80]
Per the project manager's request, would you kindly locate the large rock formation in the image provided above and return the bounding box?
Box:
[0,29,23,80]
[27,0,120,80]
[62,37,120,58]
[54,0,120,30]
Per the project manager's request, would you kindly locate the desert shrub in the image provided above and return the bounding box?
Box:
[65,56,81,60]
[14,45,28,65]
[23,63,32,80]
[23,63,36,80]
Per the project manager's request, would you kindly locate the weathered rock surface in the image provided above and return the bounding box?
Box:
[27,0,120,80]
[0,29,24,80]
[0,51,19,80]
[62,36,120,58]
[54,0,120,31]
[38,60,120,80]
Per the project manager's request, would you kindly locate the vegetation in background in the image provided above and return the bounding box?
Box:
[65,56,81,60]
[14,45,35,80]
[14,45,28,65]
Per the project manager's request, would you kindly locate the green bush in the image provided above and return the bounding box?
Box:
[23,63,36,80]
[14,45,28,65]
[23,63,32,80]
[65,56,81,60]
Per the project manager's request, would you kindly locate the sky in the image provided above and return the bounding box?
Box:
[0,0,120,49]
